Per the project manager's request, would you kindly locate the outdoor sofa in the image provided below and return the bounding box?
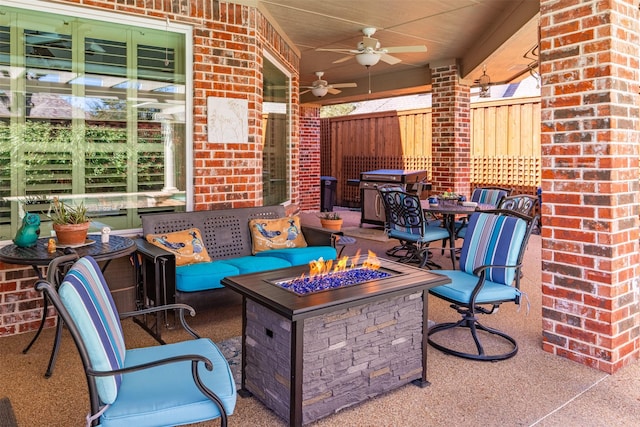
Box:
[135,205,337,313]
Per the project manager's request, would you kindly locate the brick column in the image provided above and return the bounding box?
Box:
[540,0,640,373]
[299,105,321,211]
[430,63,471,198]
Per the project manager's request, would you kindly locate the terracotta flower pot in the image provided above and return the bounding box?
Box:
[53,222,90,245]
[320,218,343,231]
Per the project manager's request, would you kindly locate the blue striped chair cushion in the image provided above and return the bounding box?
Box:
[471,188,508,207]
[58,256,126,404]
[459,212,527,285]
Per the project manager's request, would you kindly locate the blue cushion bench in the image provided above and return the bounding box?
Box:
[135,206,337,316]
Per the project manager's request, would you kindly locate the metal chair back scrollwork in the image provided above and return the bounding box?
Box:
[378,185,451,269]
[497,194,538,216]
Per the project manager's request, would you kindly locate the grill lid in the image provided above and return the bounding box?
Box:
[360,169,426,182]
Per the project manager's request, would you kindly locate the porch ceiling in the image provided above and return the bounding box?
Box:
[259,0,540,105]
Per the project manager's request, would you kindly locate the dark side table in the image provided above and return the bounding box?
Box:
[0,234,136,377]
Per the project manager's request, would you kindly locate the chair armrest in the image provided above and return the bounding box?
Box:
[301,225,335,246]
[472,262,524,295]
[472,262,522,276]
[119,303,195,319]
[87,354,215,377]
[121,303,201,339]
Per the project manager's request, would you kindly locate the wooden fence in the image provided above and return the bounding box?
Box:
[321,97,541,206]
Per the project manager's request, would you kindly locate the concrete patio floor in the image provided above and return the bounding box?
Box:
[0,207,638,426]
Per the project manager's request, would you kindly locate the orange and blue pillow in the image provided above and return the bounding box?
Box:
[248,216,308,254]
[146,228,211,266]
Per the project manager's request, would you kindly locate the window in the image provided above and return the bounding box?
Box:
[262,56,291,206]
[0,4,188,240]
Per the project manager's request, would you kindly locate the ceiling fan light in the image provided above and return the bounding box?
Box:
[356,52,380,67]
[311,86,328,97]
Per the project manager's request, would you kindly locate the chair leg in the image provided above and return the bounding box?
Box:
[440,237,448,256]
[388,241,422,264]
[427,311,518,361]
[418,247,441,270]
[385,244,411,259]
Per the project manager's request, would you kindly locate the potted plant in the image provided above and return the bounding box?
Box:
[318,211,343,231]
[49,198,91,245]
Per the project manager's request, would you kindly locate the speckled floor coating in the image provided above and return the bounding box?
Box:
[1,208,639,426]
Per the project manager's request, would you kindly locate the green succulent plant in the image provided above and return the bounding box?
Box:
[49,198,90,225]
[319,211,341,220]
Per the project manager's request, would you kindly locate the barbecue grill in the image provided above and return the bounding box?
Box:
[359,169,429,226]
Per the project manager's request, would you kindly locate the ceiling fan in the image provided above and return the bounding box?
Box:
[300,71,357,97]
[317,27,427,67]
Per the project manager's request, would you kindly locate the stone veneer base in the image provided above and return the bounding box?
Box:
[244,291,424,425]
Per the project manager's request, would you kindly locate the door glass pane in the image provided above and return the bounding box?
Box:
[262,59,290,206]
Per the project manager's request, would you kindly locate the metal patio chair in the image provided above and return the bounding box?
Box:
[378,186,451,269]
[428,209,538,361]
[35,255,236,427]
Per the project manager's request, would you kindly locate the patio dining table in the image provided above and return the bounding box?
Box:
[421,200,495,268]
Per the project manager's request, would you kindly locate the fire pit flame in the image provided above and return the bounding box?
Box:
[277,251,389,296]
[308,250,380,278]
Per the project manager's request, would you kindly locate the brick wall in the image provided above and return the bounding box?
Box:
[540,0,640,373]
[0,0,306,338]
[0,266,47,336]
[299,106,321,211]
[430,63,471,198]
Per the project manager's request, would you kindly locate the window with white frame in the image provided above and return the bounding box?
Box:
[0,4,188,240]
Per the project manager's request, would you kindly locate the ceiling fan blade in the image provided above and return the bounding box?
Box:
[384,45,428,54]
[316,48,354,53]
[332,55,354,64]
[380,53,402,65]
[331,83,357,89]
[327,87,341,95]
[362,37,378,50]
[300,89,311,95]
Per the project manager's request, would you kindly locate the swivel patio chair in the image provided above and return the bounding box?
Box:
[35,255,236,427]
[451,186,513,241]
[428,209,538,361]
[378,186,451,269]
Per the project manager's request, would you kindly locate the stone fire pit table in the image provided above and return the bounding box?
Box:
[221,256,450,427]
